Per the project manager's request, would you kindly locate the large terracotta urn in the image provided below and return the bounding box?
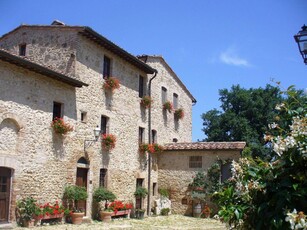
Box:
[71,212,84,224]
[100,211,113,222]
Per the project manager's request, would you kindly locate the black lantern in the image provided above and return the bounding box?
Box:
[294,24,307,64]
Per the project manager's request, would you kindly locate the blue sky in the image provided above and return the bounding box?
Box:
[1,0,306,141]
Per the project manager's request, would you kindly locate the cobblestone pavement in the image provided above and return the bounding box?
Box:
[12,215,227,230]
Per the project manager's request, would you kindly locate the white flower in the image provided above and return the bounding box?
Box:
[275,103,285,110]
[268,122,278,129]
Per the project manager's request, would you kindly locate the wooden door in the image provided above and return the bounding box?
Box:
[76,168,88,213]
[0,168,11,223]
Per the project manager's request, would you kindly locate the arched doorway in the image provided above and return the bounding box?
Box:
[76,157,89,213]
[0,167,12,223]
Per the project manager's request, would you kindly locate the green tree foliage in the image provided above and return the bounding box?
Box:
[202,84,282,158]
[212,86,307,229]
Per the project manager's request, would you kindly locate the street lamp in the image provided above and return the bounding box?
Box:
[294,24,307,64]
[84,126,101,151]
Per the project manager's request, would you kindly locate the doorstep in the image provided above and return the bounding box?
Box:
[82,216,92,224]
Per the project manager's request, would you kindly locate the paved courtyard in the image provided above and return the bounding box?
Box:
[12,215,227,230]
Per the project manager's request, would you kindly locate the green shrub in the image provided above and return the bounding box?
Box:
[134,187,148,198]
[160,208,170,216]
[158,188,169,198]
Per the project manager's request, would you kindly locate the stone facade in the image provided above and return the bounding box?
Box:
[0,22,244,225]
[158,142,245,215]
[0,58,79,222]
[0,22,196,223]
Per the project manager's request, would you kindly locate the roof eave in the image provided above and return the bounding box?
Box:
[0,50,88,88]
[79,27,156,74]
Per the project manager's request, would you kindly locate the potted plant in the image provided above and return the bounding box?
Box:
[93,187,116,222]
[134,187,148,219]
[16,197,41,227]
[174,108,184,120]
[163,101,173,113]
[134,209,145,219]
[103,77,120,92]
[101,134,116,151]
[63,185,88,224]
[51,117,73,135]
[140,96,153,109]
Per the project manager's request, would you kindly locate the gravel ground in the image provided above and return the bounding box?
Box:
[12,215,227,230]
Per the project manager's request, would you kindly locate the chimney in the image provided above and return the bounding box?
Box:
[51,20,65,26]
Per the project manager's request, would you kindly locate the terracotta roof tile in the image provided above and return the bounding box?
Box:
[164,142,246,151]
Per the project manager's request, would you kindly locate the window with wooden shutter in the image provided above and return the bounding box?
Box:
[103,56,111,79]
[53,102,62,120]
[189,156,202,168]
[101,115,108,134]
[162,87,167,104]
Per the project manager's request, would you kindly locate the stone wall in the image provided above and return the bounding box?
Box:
[0,60,77,221]
[0,26,77,77]
[0,25,195,221]
[158,150,240,215]
[144,56,193,144]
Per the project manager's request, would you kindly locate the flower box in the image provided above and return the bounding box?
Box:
[163,101,173,113]
[140,96,153,109]
[41,213,64,220]
[174,108,184,120]
[103,77,120,92]
[111,209,131,218]
[51,117,73,135]
[101,134,116,151]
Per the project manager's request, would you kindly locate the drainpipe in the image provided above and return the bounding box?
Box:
[147,69,158,216]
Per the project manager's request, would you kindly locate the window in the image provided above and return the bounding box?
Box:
[189,156,202,168]
[103,55,111,79]
[19,44,26,56]
[152,130,157,144]
[173,93,178,110]
[101,115,108,134]
[221,162,232,182]
[81,111,87,123]
[139,75,145,98]
[99,168,107,187]
[162,87,167,104]
[53,102,62,120]
[153,183,157,196]
[139,127,145,144]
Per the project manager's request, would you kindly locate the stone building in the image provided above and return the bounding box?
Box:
[160,142,245,215]
[0,21,244,225]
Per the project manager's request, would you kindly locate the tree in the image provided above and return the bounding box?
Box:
[202,84,282,158]
[212,86,307,229]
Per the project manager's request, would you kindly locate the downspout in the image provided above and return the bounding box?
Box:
[147,69,158,216]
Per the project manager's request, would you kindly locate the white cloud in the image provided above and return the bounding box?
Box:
[219,47,250,67]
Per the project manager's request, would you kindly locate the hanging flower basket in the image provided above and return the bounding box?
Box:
[140,96,153,109]
[174,108,184,120]
[163,101,173,113]
[103,77,120,92]
[101,134,116,151]
[148,144,164,154]
[51,117,73,135]
[139,143,149,154]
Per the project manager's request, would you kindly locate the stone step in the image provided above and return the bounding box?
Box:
[0,223,14,229]
[82,216,92,224]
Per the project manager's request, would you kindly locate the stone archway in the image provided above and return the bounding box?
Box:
[0,167,12,223]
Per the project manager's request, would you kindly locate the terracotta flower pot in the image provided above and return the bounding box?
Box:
[71,212,84,225]
[100,211,113,222]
